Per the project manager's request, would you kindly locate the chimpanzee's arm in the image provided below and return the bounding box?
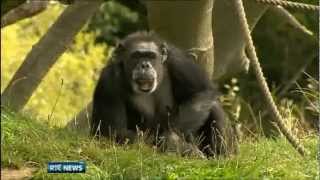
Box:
[166,47,219,136]
[91,64,135,142]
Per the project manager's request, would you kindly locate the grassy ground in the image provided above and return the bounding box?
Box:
[1,109,318,179]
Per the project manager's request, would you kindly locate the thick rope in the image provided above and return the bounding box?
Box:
[235,0,308,156]
[254,0,319,11]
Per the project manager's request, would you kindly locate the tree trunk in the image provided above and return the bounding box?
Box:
[1,0,103,112]
[212,0,268,79]
[1,0,27,16]
[268,6,313,36]
[1,0,48,28]
[146,0,215,78]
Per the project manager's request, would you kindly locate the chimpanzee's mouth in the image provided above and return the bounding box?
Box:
[135,79,155,92]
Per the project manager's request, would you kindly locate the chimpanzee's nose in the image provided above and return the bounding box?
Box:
[141,61,151,69]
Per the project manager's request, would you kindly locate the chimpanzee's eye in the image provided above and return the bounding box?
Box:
[147,52,157,59]
[131,51,157,59]
[131,51,142,59]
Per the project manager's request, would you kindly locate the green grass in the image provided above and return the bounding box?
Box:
[1,109,318,179]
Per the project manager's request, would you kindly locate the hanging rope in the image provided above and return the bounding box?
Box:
[254,0,319,11]
[234,0,309,156]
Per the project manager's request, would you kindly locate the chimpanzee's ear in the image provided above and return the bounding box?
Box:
[114,41,125,55]
[112,41,125,65]
[109,41,125,69]
[160,42,168,63]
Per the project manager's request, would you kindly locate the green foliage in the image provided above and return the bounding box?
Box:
[220,75,318,138]
[300,76,319,115]
[1,4,109,126]
[226,6,319,135]
[295,76,319,129]
[87,1,146,45]
[2,110,318,179]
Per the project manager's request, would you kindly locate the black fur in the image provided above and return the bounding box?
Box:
[91,32,235,157]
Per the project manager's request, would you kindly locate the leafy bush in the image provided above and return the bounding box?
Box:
[87,1,146,45]
[1,4,109,126]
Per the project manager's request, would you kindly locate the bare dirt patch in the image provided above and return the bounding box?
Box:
[1,167,36,180]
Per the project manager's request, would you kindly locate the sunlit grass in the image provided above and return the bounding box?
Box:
[1,109,318,179]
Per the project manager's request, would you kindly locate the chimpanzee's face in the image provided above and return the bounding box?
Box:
[118,41,168,94]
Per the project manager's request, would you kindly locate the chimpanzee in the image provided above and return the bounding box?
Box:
[91,31,236,157]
